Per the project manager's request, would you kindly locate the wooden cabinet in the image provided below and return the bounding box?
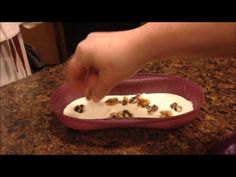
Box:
[20,22,67,65]
[20,23,141,65]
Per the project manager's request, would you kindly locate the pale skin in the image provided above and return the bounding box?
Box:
[67,22,236,102]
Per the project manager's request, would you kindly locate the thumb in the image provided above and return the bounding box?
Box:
[90,78,113,102]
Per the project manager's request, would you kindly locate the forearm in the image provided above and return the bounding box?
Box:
[129,22,235,64]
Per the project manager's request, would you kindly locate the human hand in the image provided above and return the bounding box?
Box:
[66,30,145,102]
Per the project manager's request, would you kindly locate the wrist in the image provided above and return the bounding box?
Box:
[126,23,169,64]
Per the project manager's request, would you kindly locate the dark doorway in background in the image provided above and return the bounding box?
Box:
[63,23,141,57]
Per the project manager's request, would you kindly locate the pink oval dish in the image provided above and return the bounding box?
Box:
[50,73,205,130]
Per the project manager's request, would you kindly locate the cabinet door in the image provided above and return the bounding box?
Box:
[20,23,61,65]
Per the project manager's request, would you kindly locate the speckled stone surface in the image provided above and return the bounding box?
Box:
[1,57,236,154]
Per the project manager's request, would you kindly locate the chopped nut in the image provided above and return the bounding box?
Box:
[175,106,182,112]
[170,102,182,112]
[110,112,118,118]
[121,96,129,106]
[137,98,150,107]
[117,111,123,118]
[122,112,129,118]
[105,97,119,106]
[160,110,172,118]
[129,98,139,104]
[147,104,158,115]
[129,94,141,104]
[109,110,133,118]
[146,105,152,112]
[122,110,133,118]
[152,104,158,111]
[74,104,84,113]
[170,102,178,109]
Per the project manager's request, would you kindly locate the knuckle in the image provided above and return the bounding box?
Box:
[86,32,96,39]
[76,41,86,51]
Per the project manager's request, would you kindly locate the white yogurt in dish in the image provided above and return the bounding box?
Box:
[63,93,193,119]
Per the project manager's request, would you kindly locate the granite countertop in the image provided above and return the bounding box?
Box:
[1,57,236,154]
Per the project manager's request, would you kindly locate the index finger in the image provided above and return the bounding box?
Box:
[66,56,88,94]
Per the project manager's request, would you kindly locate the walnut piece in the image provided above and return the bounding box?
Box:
[105,97,119,106]
[109,110,133,118]
[160,110,172,118]
[138,98,150,107]
[122,96,129,106]
[170,102,182,112]
[147,104,158,115]
[122,110,133,117]
[74,104,84,113]
[129,94,141,104]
